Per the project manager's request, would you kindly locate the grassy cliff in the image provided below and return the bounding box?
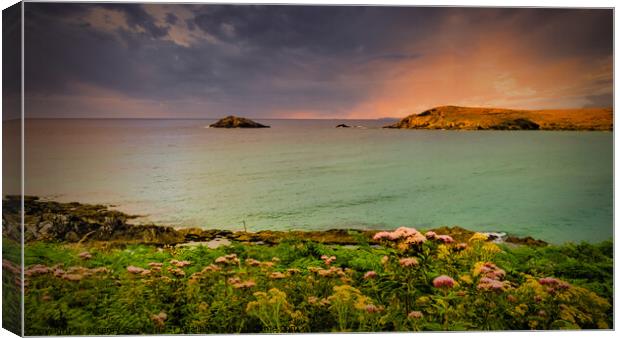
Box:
[384,106,613,131]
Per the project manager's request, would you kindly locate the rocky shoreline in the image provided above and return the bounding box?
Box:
[2,196,547,247]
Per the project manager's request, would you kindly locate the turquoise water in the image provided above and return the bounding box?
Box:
[23,119,613,243]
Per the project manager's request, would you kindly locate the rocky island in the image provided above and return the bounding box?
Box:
[209,115,270,128]
[384,105,613,131]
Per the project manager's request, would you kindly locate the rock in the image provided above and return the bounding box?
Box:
[505,235,547,247]
[490,118,539,130]
[336,124,351,128]
[209,116,270,128]
[65,231,80,242]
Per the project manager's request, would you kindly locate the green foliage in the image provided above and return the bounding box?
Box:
[21,235,613,334]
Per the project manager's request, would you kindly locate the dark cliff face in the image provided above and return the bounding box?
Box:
[209,116,270,128]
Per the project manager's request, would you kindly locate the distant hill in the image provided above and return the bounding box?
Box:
[383,106,613,131]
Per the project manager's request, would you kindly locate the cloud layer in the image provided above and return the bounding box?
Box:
[24,4,613,118]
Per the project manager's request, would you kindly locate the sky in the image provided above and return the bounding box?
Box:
[23,3,613,119]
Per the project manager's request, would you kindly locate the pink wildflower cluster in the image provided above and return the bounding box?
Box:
[436,235,455,244]
[269,272,287,279]
[287,268,301,275]
[363,271,378,280]
[150,311,167,328]
[365,304,384,314]
[477,277,508,291]
[78,252,92,260]
[408,311,423,319]
[475,262,508,292]
[475,262,506,280]
[424,231,437,239]
[127,265,146,274]
[202,264,222,272]
[309,266,347,278]
[170,260,191,268]
[308,296,331,307]
[244,257,277,269]
[25,264,50,277]
[167,267,185,277]
[31,265,110,282]
[373,227,426,243]
[24,263,109,284]
[2,259,20,275]
[432,275,456,289]
[148,262,163,272]
[399,257,419,267]
[214,254,240,265]
[320,255,336,266]
[538,277,570,293]
[228,277,256,289]
[232,279,256,289]
[455,243,468,251]
[245,258,262,267]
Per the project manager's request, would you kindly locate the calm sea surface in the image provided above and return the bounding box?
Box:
[22,119,613,244]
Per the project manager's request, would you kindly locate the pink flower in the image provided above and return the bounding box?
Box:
[557,281,571,290]
[425,231,437,239]
[538,277,560,286]
[127,266,145,274]
[363,271,378,279]
[269,272,287,279]
[202,264,221,272]
[151,312,167,328]
[365,304,381,313]
[167,267,185,277]
[148,262,163,268]
[78,252,92,260]
[25,264,50,277]
[233,280,256,289]
[399,257,419,267]
[436,235,455,244]
[170,260,191,268]
[391,227,419,240]
[62,273,83,281]
[432,275,455,288]
[215,254,239,265]
[477,277,506,291]
[408,311,423,319]
[245,258,262,267]
[321,255,336,266]
[373,231,392,241]
[404,232,427,244]
[455,243,468,251]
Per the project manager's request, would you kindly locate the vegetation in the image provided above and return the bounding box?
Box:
[9,227,612,334]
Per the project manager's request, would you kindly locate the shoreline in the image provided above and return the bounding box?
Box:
[5,195,550,247]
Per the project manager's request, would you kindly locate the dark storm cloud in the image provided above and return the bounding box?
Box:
[23,4,613,118]
[165,12,178,25]
[105,3,170,38]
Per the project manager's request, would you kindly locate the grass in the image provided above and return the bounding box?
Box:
[7,229,613,334]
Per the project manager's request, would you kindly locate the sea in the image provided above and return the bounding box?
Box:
[18,119,613,244]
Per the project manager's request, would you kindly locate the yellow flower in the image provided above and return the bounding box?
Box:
[459,274,473,284]
[469,232,488,242]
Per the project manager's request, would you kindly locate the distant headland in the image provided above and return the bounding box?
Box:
[384,106,613,131]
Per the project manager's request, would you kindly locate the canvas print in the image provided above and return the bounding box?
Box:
[2,2,614,335]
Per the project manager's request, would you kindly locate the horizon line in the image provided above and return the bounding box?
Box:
[11,117,401,121]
